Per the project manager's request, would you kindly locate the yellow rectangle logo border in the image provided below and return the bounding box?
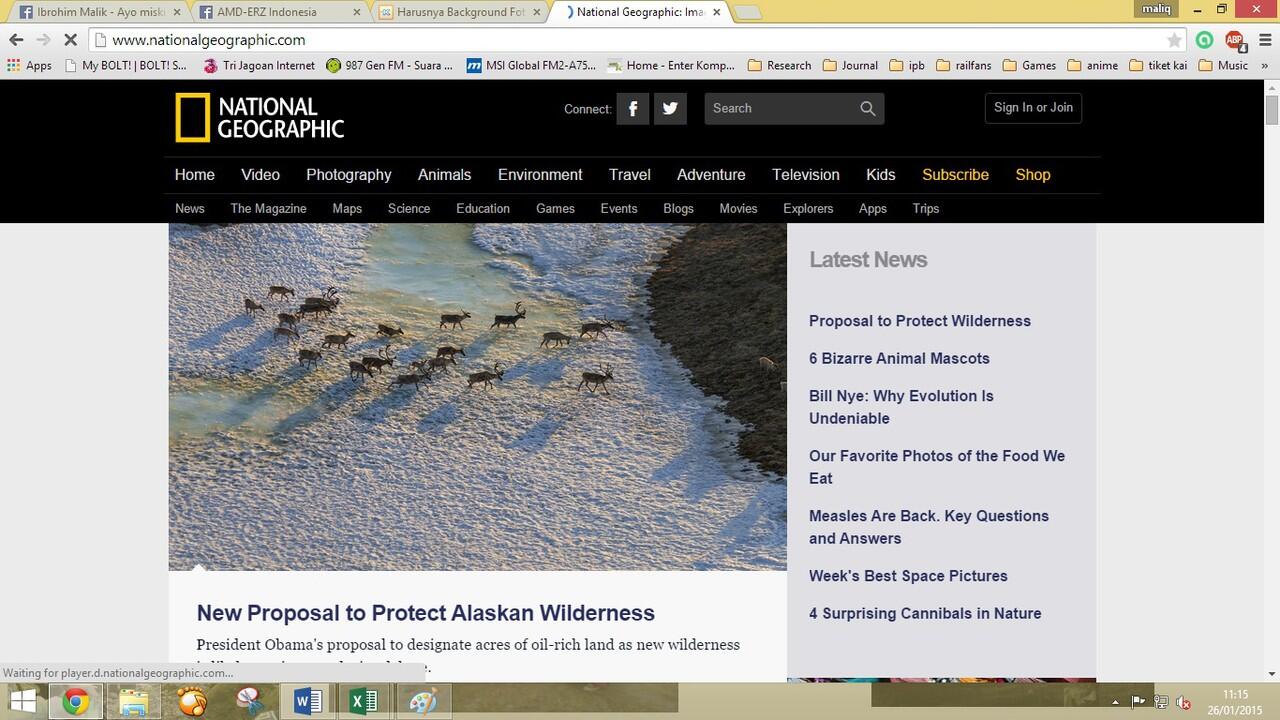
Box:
[174,92,212,143]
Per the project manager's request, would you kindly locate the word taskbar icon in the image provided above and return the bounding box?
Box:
[294,688,323,717]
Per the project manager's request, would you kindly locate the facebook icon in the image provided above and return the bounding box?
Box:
[198,4,213,18]
[19,5,34,18]
[465,57,483,74]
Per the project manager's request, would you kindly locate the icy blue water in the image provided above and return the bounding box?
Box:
[362,223,518,312]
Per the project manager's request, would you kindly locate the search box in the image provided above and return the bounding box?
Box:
[704,93,885,125]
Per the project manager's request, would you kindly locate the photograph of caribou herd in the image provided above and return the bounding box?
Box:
[252,289,619,394]
[169,222,786,571]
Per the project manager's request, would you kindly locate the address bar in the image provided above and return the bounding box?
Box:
[88,25,1189,53]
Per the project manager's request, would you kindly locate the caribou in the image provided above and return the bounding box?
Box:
[304,286,339,304]
[273,327,300,344]
[267,286,295,300]
[540,331,572,348]
[415,356,455,376]
[295,305,327,320]
[298,348,322,367]
[490,302,527,329]
[376,323,404,338]
[322,331,355,349]
[349,360,375,381]
[439,311,471,330]
[579,320,616,340]
[467,362,505,389]
[301,287,340,313]
[388,371,429,390]
[244,298,265,315]
[361,345,396,374]
[578,365,615,394]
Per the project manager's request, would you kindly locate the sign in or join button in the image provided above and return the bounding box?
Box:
[985,93,1083,124]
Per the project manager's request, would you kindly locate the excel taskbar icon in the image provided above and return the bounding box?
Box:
[347,689,378,716]
[337,685,390,720]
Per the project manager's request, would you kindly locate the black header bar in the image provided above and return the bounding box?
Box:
[0,79,1263,223]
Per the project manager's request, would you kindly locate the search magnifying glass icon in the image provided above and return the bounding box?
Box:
[859,100,877,117]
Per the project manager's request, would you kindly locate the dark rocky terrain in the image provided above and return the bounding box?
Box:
[647,223,787,476]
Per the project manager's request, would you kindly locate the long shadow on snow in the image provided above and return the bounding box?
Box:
[506,404,583,453]
[354,373,435,423]
[272,374,365,436]
[453,331,499,363]
[417,401,460,434]
[692,490,786,570]
[187,313,254,351]
[501,354,569,388]
[650,443,733,504]
[218,325,303,373]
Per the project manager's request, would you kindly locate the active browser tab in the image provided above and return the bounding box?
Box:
[550,0,734,25]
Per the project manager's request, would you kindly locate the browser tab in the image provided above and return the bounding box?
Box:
[371,1,546,23]
[6,0,188,22]
[549,0,734,25]
[187,0,371,22]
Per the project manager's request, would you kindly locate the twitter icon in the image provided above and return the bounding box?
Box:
[654,93,687,125]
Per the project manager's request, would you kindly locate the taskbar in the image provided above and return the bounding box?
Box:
[0,680,1276,717]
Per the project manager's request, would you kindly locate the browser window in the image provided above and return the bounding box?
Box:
[1,0,1278,716]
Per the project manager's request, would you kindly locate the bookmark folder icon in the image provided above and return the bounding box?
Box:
[1198,58,1213,71]
[935,59,950,72]
[1129,59,1144,71]
[889,58,904,71]
[1002,59,1017,71]
[1067,58,1082,71]
[747,58,762,72]
[823,58,837,72]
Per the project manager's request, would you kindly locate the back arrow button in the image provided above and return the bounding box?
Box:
[8,33,23,46]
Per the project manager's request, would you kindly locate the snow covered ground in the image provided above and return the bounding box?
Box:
[169,223,786,571]
[169,223,369,379]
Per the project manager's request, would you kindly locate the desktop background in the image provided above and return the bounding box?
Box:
[167,223,786,570]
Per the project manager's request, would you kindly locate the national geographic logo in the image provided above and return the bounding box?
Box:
[173,92,346,143]
[174,92,212,143]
